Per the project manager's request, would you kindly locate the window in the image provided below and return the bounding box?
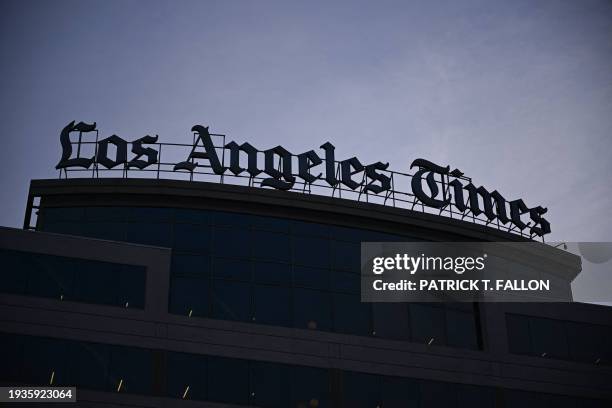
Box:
[107,345,153,395]
[69,342,109,391]
[253,261,291,285]
[174,223,210,252]
[293,236,330,268]
[169,276,209,317]
[333,293,371,336]
[530,317,569,359]
[373,303,410,340]
[506,314,531,355]
[166,352,207,400]
[250,361,291,407]
[212,280,251,322]
[446,308,478,349]
[291,366,331,408]
[294,266,329,290]
[343,371,381,408]
[214,227,250,258]
[252,230,290,262]
[213,257,251,281]
[294,288,332,331]
[125,222,173,247]
[409,304,446,346]
[381,376,420,407]
[0,332,24,382]
[22,336,69,386]
[207,356,249,405]
[254,284,292,326]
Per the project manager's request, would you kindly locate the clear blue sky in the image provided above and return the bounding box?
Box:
[1,0,611,300]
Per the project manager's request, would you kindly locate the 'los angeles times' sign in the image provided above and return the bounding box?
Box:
[55,121,551,237]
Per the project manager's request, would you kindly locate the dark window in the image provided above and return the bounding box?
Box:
[128,207,174,222]
[291,221,330,238]
[343,371,381,408]
[419,380,457,407]
[253,261,291,285]
[0,250,27,294]
[169,276,209,317]
[175,208,209,224]
[456,384,495,407]
[254,284,292,326]
[174,223,210,252]
[331,240,360,272]
[68,342,110,391]
[333,293,371,336]
[506,314,532,355]
[125,222,173,247]
[293,236,330,268]
[72,260,118,305]
[213,227,250,258]
[410,304,446,346]
[446,309,478,349]
[291,366,331,408]
[529,317,569,358]
[381,375,420,408]
[294,289,332,331]
[107,345,153,395]
[373,303,410,340]
[252,230,290,262]
[22,336,70,386]
[207,356,249,405]
[294,266,329,290]
[0,332,24,382]
[171,254,209,278]
[331,270,359,294]
[212,280,251,322]
[166,352,207,401]
[250,361,291,407]
[213,257,251,281]
[250,215,289,232]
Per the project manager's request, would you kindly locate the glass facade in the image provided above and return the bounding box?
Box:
[506,314,612,365]
[1,332,607,408]
[37,206,480,349]
[0,249,145,309]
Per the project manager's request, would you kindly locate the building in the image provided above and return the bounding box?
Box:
[1,124,611,407]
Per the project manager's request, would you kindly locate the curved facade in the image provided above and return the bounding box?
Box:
[0,178,610,407]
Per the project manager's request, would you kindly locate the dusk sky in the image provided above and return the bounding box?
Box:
[1,1,611,299]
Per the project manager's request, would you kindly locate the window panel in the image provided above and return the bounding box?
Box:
[27,255,74,300]
[118,265,146,309]
[565,321,601,363]
[41,207,84,222]
[213,227,251,258]
[250,361,291,407]
[166,351,207,401]
[174,208,209,224]
[506,314,532,355]
[22,336,69,386]
[291,366,331,408]
[84,207,128,222]
[72,261,119,305]
[331,270,359,294]
[252,230,290,262]
[381,376,420,408]
[293,236,330,268]
[250,215,289,232]
[108,345,153,395]
[343,371,381,408]
[445,309,478,350]
[253,261,291,285]
[331,240,361,272]
[0,250,27,295]
[529,317,569,358]
[125,222,173,247]
[291,221,330,238]
[419,380,457,408]
[213,257,251,281]
[456,384,495,407]
[212,280,251,322]
[128,207,174,222]
[254,284,292,326]
[169,276,209,317]
[174,223,210,252]
[294,266,329,290]
[68,341,109,391]
[207,356,249,405]
[0,332,24,382]
[373,303,410,340]
[294,289,332,331]
[172,254,209,278]
[410,304,446,346]
[333,293,371,336]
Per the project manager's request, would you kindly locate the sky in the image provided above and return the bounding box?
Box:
[1,0,611,300]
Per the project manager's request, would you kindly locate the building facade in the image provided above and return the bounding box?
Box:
[1,177,611,407]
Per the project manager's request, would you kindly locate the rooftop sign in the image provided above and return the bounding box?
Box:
[55,121,551,238]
